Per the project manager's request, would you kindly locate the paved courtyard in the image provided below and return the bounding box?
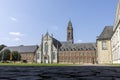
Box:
[0,66,120,80]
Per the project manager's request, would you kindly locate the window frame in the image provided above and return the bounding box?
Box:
[102,41,107,50]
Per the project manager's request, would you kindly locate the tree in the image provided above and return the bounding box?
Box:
[0,44,6,51]
[3,49,11,61]
[12,51,21,61]
[0,49,11,61]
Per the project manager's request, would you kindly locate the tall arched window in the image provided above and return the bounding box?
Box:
[44,42,48,54]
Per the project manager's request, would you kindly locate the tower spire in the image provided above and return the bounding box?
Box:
[67,20,74,43]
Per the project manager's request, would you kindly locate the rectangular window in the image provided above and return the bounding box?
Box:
[102,41,107,50]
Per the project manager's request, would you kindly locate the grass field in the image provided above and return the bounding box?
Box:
[1,62,120,67]
[108,64,120,66]
[0,63,78,66]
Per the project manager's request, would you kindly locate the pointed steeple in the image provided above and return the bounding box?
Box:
[45,31,49,41]
[68,20,73,30]
[45,31,49,36]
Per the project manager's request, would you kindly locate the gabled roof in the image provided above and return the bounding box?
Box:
[2,45,38,53]
[43,32,62,48]
[97,26,113,40]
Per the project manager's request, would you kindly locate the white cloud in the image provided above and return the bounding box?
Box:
[8,32,24,42]
[10,16,17,21]
[9,32,22,36]
[0,37,21,42]
[14,37,20,41]
[77,40,82,43]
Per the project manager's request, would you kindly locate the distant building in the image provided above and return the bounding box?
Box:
[36,20,97,64]
[97,26,113,64]
[2,45,38,62]
[111,0,120,64]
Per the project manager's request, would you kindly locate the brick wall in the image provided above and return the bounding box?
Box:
[58,50,97,64]
[20,52,35,62]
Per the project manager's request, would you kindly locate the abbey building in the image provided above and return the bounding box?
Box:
[36,20,97,64]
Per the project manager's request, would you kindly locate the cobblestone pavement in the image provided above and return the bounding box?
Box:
[0,66,120,80]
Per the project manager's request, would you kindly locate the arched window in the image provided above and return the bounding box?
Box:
[44,42,48,54]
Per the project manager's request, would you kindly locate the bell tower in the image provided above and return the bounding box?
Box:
[67,20,74,43]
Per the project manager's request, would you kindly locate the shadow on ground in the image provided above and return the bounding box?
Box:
[0,66,120,80]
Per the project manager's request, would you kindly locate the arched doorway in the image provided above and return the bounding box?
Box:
[44,55,49,63]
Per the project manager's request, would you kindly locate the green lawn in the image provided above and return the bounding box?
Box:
[1,63,120,66]
[108,64,120,66]
[0,63,78,66]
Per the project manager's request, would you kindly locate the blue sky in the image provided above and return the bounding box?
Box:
[0,0,118,46]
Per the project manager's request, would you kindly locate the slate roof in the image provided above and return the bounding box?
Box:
[61,41,73,44]
[43,32,62,48]
[52,37,62,48]
[59,42,96,51]
[2,45,38,53]
[97,26,113,40]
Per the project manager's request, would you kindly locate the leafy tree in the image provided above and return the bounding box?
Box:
[0,49,11,61]
[0,44,6,51]
[12,51,21,61]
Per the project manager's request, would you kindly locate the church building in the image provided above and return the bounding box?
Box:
[36,20,97,64]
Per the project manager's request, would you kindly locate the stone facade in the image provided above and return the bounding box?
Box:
[111,0,120,64]
[20,52,35,62]
[97,26,113,64]
[97,40,112,64]
[36,32,61,64]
